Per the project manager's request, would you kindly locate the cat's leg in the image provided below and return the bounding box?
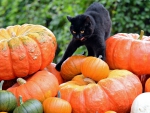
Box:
[91,38,106,60]
[55,39,82,71]
[95,46,106,60]
[86,45,95,56]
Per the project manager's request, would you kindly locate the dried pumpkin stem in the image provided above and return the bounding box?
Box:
[83,78,96,84]
[57,91,61,98]
[138,30,144,40]
[0,80,4,90]
[11,32,16,37]
[82,51,86,55]
[17,78,26,85]
[19,95,24,105]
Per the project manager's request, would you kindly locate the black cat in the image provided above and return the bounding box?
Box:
[56,2,112,71]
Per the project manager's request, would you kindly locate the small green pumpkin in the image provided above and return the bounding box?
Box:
[0,80,17,112]
[13,95,43,113]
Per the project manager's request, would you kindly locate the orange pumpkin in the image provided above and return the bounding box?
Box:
[59,70,142,113]
[106,32,150,75]
[60,55,86,81]
[81,56,109,82]
[44,63,63,84]
[43,92,72,113]
[7,70,59,103]
[0,24,57,80]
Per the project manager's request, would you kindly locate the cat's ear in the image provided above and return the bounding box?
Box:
[85,16,91,26]
[85,16,91,22]
[67,16,72,22]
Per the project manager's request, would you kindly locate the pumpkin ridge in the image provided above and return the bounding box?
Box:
[23,100,39,112]
[8,43,15,77]
[4,91,10,111]
[26,80,45,101]
[9,37,30,77]
[129,39,136,73]
[117,76,134,109]
[0,29,11,39]
[92,58,103,80]
[17,83,33,102]
[83,84,99,112]
[34,32,52,69]
[106,36,119,68]
[21,104,29,113]
[0,40,15,80]
[70,85,86,112]
[98,80,119,110]
[62,60,75,80]
[29,71,59,97]
[71,57,81,75]
[69,58,79,75]
[20,36,42,74]
[112,38,124,69]
[88,58,98,79]
[14,81,38,102]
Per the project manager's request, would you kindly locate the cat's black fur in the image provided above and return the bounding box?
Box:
[56,2,112,71]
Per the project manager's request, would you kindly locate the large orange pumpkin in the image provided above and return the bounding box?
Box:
[59,70,142,113]
[7,70,59,103]
[106,32,150,75]
[0,24,57,80]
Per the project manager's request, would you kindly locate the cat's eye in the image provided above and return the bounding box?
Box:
[72,31,76,34]
[80,31,84,33]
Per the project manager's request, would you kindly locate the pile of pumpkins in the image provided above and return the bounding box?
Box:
[0,24,150,113]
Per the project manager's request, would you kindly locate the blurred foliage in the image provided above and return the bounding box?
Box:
[0,0,150,63]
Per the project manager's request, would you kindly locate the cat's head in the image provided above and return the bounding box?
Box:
[67,15,94,41]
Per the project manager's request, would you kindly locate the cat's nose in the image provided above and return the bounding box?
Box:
[76,35,80,39]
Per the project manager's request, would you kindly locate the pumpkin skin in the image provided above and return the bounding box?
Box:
[81,56,109,82]
[7,70,59,103]
[145,77,150,92]
[130,92,150,113]
[106,33,150,75]
[13,96,43,113]
[60,55,86,81]
[44,63,63,84]
[59,70,142,113]
[43,96,72,113]
[0,81,17,112]
[105,111,117,113]
[0,24,57,80]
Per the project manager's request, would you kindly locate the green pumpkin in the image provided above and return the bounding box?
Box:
[0,80,17,112]
[13,96,43,113]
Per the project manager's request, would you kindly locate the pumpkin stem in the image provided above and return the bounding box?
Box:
[98,55,102,59]
[17,78,26,85]
[57,91,61,98]
[83,78,96,84]
[19,95,24,105]
[0,80,4,90]
[11,32,16,37]
[82,51,86,55]
[138,30,144,40]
